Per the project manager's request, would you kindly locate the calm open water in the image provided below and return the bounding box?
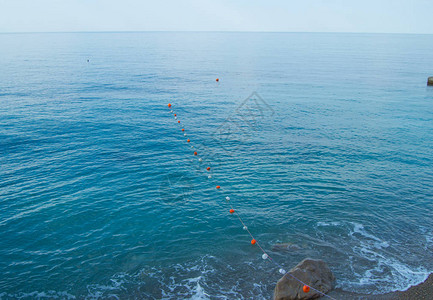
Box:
[1,32,433,299]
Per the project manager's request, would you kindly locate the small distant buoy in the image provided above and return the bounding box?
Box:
[279,269,286,275]
[225,196,230,201]
[216,185,220,189]
[198,158,203,162]
[206,167,211,171]
[175,117,177,120]
[182,128,185,131]
[262,254,268,260]
[168,103,172,108]
[184,133,187,136]
[243,226,248,230]
[216,78,219,82]
[178,121,180,123]
[187,139,190,143]
[251,239,256,245]
[191,145,194,148]
[229,209,235,214]
[174,114,176,116]
[194,151,197,156]
[87,59,89,62]
[303,286,310,293]
[170,110,173,113]
[208,175,212,179]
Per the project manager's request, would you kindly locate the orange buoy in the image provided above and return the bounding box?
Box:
[194,151,197,156]
[168,103,172,107]
[187,139,190,143]
[251,239,256,245]
[182,128,185,131]
[303,285,310,293]
[216,185,220,189]
[177,121,180,123]
[174,114,176,116]
[229,209,235,214]
[216,78,219,82]
[206,167,210,171]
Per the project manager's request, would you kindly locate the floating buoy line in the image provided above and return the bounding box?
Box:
[166,103,336,299]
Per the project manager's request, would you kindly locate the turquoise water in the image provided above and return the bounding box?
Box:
[1,32,433,299]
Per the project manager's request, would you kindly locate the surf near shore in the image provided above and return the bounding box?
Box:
[327,273,433,299]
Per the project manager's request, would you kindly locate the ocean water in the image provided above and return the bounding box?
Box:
[1,32,433,299]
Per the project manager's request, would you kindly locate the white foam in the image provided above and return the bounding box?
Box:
[342,222,430,293]
[188,277,210,300]
[419,225,433,250]
[350,222,389,249]
[317,221,341,227]
[0,290,76,299]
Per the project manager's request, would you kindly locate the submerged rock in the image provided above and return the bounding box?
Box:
[274,259,335,300]
[428,77,433,86]
[271,243,301,252]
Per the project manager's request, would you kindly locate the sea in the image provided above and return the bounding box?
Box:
[1,32,433,299]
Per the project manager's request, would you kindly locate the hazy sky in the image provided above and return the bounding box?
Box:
[1,0,433,33]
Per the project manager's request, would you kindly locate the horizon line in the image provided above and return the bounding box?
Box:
[1,30,433,35]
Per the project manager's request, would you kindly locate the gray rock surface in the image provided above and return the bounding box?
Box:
[274,259,335,300]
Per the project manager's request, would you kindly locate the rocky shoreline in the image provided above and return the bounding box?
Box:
[327,273,433,300]
[273,256,432,300]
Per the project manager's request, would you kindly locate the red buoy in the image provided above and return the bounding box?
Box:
[206,167,210,171]
[194,151,197,156]
[229,209,235,214]
[216,78,219,82]
[182,128,185,131]
[251,239,256,245]
[178,121,180,123]
[187,139,190,143]
[303,286,310,293]
[168,103,172,107]
[174,114,176,116]
[216,186,220,189]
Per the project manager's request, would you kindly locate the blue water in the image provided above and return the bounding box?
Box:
[1,32,433,299]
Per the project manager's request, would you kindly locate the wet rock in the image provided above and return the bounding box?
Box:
[274,258,335,300]
[428,77,433,86]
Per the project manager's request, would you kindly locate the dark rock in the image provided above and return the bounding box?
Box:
[274,259,335,300]
[428,77,433,86]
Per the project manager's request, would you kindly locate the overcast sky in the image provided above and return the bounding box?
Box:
[1,0,433,33]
